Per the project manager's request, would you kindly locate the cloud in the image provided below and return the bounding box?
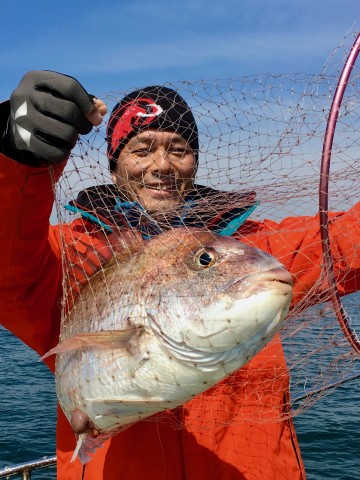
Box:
[0,29,349,77]
[1,0,358,99]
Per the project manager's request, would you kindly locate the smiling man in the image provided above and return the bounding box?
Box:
[1,71,360,480]
[107,86,199,214]
[112,130,196,213]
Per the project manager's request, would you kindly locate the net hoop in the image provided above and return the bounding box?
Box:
[319,32,360,354]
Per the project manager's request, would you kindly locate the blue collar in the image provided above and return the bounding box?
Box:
[65,184,258,239]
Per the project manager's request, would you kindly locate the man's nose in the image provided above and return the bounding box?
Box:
[148,148,173,173]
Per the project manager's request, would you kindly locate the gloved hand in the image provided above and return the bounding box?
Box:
[3,70,106,166]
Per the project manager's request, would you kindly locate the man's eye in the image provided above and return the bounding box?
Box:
[131,148,151,156]
[169,148,187,156]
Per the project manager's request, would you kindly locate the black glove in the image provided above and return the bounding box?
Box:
[2,71,96,166]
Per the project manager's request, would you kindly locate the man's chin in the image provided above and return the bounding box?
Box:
[141,198,183,215]
[117,189,178,213]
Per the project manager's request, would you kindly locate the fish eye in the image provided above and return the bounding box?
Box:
[193,247,218,269]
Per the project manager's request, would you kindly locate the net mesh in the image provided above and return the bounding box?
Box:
[52,25,360,439]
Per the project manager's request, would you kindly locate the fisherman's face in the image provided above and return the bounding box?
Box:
[112,130,197,213]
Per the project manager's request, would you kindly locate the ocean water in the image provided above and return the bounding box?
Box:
[0,293,359,479]
[0,328,57,479]
[291,292,360,480]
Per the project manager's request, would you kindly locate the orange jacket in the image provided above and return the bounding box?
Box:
[1,152,360,479]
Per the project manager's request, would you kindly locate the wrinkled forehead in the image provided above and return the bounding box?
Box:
[124,130,192,148]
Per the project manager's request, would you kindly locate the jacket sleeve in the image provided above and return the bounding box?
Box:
[0,150,64,369]
[237,204,360,307]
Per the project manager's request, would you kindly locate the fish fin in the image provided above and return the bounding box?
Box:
[71,434,85,463]
[71,434,106,465]
[88,398,166,406]
[87,397,173,425]
[42,328,144,360]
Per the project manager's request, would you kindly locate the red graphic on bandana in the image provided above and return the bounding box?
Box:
[109,98,163,155]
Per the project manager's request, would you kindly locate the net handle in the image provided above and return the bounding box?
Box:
[319,32,360,354]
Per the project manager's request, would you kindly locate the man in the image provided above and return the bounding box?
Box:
[0,71,359,479]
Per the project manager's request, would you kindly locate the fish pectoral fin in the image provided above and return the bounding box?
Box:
[42,328,144,359]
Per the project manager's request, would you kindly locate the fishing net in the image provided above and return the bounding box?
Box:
[51,24,360,455]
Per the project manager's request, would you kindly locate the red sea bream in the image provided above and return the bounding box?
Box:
[45,228,293,463]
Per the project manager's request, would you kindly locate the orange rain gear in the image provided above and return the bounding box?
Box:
[1,153,360,479]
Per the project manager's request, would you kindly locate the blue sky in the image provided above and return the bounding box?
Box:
[1,0,359,99]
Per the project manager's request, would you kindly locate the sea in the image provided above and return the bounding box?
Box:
[0,293,359,480]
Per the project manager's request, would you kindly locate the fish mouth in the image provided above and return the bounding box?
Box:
[222,267,293,298]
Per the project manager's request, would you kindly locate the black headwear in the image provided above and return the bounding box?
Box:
[106,86,199,172]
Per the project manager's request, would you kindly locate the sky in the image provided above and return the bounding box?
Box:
[1,0,360,100]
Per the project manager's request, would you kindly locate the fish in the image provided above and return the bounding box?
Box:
[44,227,293,463]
